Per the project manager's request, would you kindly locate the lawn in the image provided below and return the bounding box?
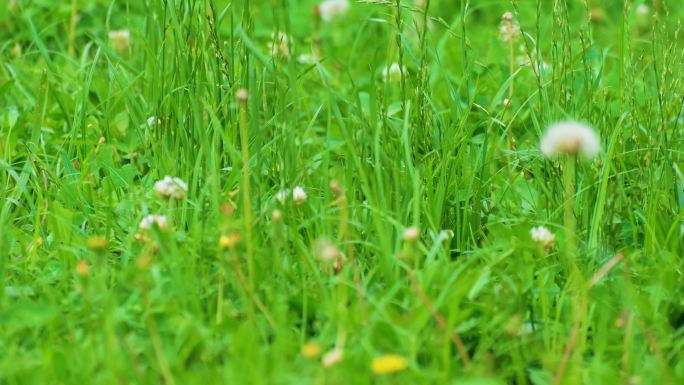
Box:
[1,0,683,384]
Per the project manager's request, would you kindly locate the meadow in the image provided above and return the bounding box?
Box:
[1,0,683,384]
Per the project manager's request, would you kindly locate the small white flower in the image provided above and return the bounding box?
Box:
[382,63,405,83]
[321,347,343,367]
[530,226,555,249]
[268,32,290,58]
[139,215,169,231]
[501,11,514,22]
[292,186,307,205]
[540,121,600,158]
[154,176,188,199]
[315,239,343,262]
[319,0,349,22]
[108,29,131,53]
[147,116,158,126]
[297,53,317,65]
[275,189,289,204]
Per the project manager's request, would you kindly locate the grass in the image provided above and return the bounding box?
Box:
[1,0,683,384]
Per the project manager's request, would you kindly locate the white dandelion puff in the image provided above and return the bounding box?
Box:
[540,121,600,158]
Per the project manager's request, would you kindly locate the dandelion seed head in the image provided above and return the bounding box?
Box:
[540,121,600,158]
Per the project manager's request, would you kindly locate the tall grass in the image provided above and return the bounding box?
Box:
[0,0,683,384]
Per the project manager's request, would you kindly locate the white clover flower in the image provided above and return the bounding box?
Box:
[319,0,349,22]
[275,189,289,204]
[268,32,290,58]
[530,226,555,249]
[108,29,131,53]
[139,215,169,231]
[314,239,343,262]
[292,186,307,205]
[321,347,343,367]
[154,176,188,199]
[540,121,600,158]
[382,63,405,83]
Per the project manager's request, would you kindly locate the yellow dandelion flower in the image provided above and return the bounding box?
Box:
[371,354,407,375]
[301,342,322,359]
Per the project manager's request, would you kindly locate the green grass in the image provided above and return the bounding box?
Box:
[1,0,683,384]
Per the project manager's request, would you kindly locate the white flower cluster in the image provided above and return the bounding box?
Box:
[275,186,307,205]
[154,176,188,199]
[139,214,169,231]
[319,0,349,22]
[530,226,555,249]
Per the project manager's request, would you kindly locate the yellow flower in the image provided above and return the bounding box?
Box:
[371,354,407,375]
[76,260,90,277]
[86,236,107,252]
[219,233,240,250]
[301,342,322,359]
